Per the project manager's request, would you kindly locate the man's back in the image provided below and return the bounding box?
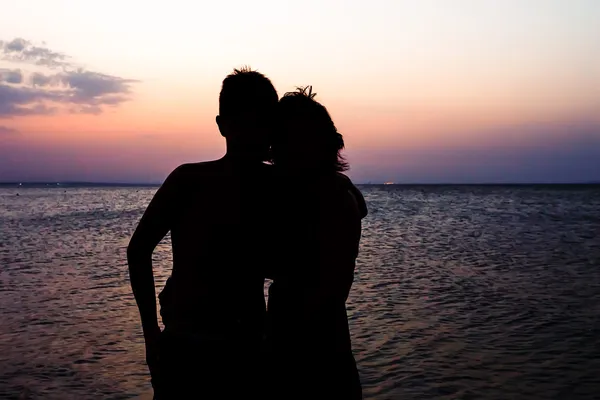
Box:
[149,159,274,399]
[158,159,273,340]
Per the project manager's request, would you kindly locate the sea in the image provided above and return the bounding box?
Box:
[0,184,599,400]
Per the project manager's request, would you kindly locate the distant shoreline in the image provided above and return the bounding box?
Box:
[0,182,162,188]
[1,182,599,188]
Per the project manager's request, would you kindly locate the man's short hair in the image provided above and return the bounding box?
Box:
[219,66,278,117]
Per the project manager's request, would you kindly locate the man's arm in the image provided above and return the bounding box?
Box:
[127,165,183,337]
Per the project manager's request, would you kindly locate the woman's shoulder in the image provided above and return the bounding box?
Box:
[317,172,351,191]
[316,174,361,216]
[323,173,368,219]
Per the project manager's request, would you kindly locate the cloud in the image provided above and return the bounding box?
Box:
[0,125,18,135]
[72,105,103,115]
[0,38,139,118]
[0,69,23,84]
[139,133,161,139]
[30,72,57,87]
[0,84,62,116]
[59,70,137,105]
[3,38,28,52]
[1,69,137,114]
[1,38,70,68]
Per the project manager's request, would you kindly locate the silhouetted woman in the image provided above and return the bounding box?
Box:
[266,87,367,400]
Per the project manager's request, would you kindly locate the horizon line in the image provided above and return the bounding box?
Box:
[1,181,599,187]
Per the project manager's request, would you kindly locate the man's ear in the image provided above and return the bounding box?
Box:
[216,115,226,138]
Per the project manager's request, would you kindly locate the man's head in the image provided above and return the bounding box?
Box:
[216,67,278,162]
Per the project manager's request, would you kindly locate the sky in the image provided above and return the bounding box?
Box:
[0,0,599,183]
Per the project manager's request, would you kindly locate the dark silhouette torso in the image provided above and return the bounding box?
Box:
[150,158,277,400]
[265,172,366,399]
[158,159,274,341]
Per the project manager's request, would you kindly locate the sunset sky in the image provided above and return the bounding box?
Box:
[1,0,599,183]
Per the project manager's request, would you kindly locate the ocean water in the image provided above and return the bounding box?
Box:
[1,185,599,399]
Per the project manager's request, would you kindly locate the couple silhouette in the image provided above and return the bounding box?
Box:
[127,67,368,400]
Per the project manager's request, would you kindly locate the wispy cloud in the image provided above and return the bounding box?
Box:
[30,71,58,87]
[0,84,60,116]
[0,68,23,84]
[1,38,70,68]
[0,125,18,135]
[0,38,138,118]
[58,70,137,105]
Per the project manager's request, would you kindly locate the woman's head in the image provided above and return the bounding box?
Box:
[272,86,348,173]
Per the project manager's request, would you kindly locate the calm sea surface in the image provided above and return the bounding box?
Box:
[1,185,599,399]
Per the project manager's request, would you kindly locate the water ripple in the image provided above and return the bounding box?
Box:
[1,185,599,399]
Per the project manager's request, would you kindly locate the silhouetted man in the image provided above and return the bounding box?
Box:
[127,68,278,399]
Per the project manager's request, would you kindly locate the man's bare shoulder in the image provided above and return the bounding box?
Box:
[166,160,273,191]
[174,160,224,175]
[166,160,227,183]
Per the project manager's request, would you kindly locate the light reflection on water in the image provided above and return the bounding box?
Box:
[0,185,599,399]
